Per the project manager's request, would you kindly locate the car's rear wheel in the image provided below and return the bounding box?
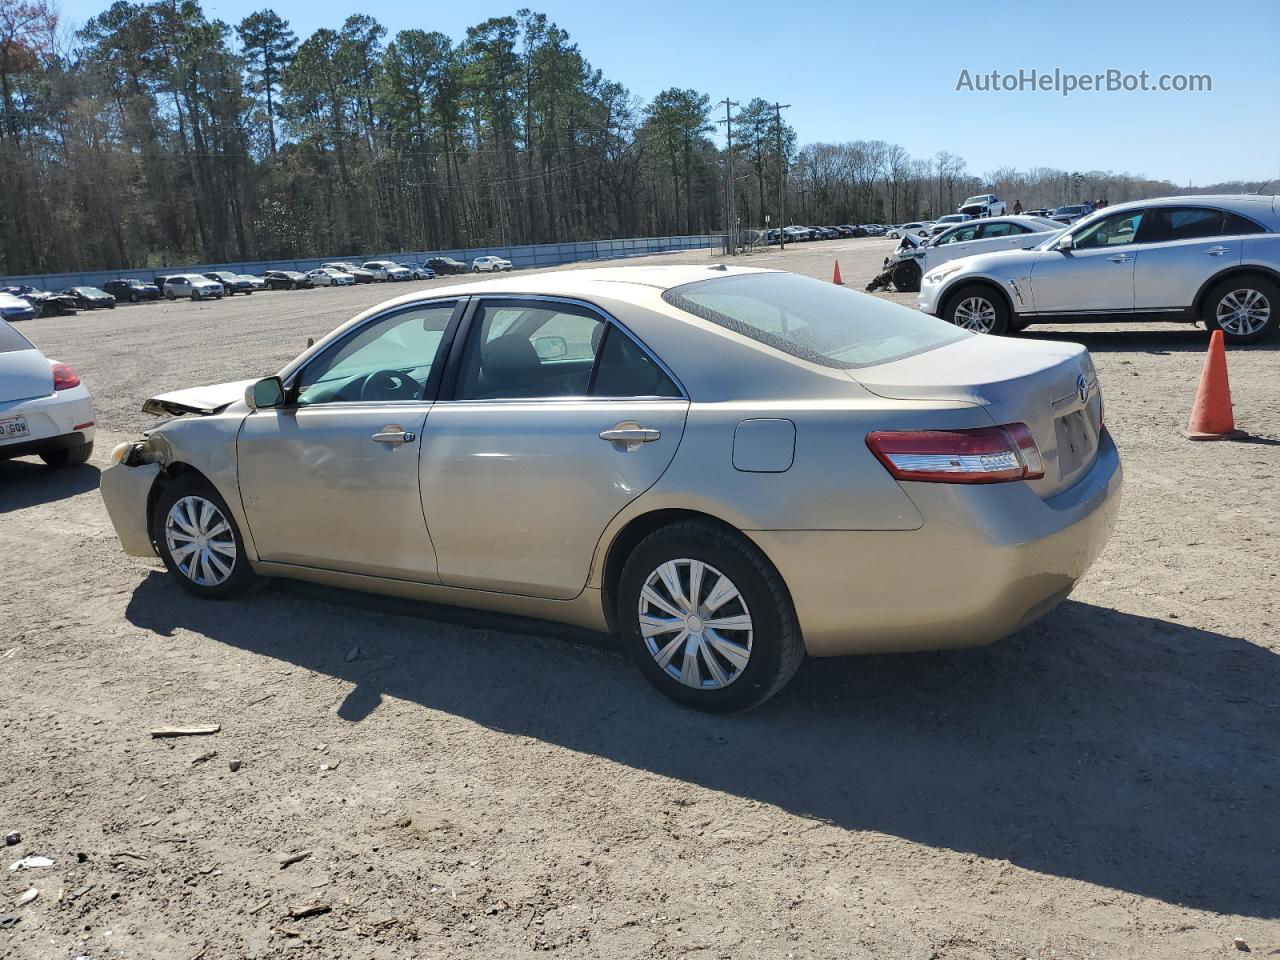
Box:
[129,292,139,303]
[40,440,93,469]
[154,474,257,599]
[1204,276,1278,345]
[944,284,1010,335]
[617,521,804,712]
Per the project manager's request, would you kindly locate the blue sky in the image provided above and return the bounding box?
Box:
[58,0,1279,187]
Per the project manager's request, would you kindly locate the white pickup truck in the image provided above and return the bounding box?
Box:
[958,194,1007,218]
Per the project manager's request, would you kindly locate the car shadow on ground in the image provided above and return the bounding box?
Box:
[125,573,1279,920]
[0,459,100,512]
[1025,326,1280,354]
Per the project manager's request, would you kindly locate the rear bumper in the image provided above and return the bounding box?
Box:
[100,461,161,557]
[0,389,96,459]
[749,431,1123,656]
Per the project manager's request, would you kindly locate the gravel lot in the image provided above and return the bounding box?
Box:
[3,238,1278,959]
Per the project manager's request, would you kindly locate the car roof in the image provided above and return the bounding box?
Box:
[1075,194,1280,229]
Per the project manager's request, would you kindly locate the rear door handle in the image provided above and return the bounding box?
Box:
[1204,245,1230,256]
[371,426,416,445]
[1107,254,1131,263]
[599,424,661,448]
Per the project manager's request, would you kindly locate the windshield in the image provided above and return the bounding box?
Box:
[962,196,989,205]
[1055,206,1083,215]
[663,272,967,369]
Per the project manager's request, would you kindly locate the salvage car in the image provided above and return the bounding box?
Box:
[888,222,931,239]
[0,318,95,467]
[2,286,80,317]
[163,275,223,301]
[867,216,1064,293]
[264,270,312,290]
[323,262,375,284]
[959,194,1007,218]
[204,271,255,295]
[103,278,162,303]
[917,195,1280,344]
[1050,203,1094,224]
[99,265,1121,712]
[929,214,972,236]
[0,291,37,322]
[425,257,469,275]
[62,286,116,309]
[406,263,436,280]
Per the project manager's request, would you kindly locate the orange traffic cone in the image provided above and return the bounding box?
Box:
[832,260,843,285]
[1183,330,1246,440]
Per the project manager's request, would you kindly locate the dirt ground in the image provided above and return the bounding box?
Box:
[2,238,1278,960]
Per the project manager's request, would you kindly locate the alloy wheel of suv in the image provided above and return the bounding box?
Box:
[944,284,1010,335]
[1204,276,1279,345]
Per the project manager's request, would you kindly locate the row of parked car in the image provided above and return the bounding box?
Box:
[764,224,891,244]
[0,255,518,317]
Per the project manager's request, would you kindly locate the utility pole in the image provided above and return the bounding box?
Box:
[771,102,791,249]
[716,98,739,256]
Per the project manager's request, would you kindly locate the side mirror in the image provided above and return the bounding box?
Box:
[1056,232,1074,251]
[533,335,568,360]
[245,376,285,411]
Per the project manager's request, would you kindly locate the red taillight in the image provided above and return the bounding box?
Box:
[866,423,1045,484]
[52,362,81,391]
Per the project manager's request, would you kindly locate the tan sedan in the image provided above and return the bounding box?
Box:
[101,265,1122,711]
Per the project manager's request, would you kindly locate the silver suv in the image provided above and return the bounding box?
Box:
[917,195,1280,345]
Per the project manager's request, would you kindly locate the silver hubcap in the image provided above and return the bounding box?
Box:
[165,495,237,587]
[638,559,753,690]
[1216,288,1270,336]
[953,296,997,332]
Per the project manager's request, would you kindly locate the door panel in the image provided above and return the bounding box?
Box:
[419,400,689,599]
[238,404,438,579]
[1135,238,1240,309]
[1030,246,1137,313]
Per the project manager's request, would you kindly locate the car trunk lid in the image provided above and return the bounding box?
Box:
[848,335,1103,498]
[0,349,54,403]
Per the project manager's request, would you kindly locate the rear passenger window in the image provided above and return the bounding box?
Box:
[1140,208,1223,243]
[591,328,682,398]
[1222,212,1266,236]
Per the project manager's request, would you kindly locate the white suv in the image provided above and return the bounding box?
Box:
[917,195,1280,344]
[163,274,224,301]
[362,260,413,281]
[472,255,513,273]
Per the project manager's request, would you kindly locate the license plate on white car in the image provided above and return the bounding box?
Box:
[0,415,30,441]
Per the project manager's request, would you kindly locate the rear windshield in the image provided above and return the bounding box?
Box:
[662,272,967,369]
[0,321,35,353]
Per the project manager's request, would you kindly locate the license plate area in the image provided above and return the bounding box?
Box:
[0,415,30,441]
[1055,409,1093,478]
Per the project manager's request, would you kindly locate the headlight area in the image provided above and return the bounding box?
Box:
[110,438,163,467]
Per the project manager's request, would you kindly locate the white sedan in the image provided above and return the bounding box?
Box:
[0,319,96,468]
[472,255,513,273]
[306,268,356,287]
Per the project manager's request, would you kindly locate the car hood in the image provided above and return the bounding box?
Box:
[929,245,1042,277]
[142,379,254,417]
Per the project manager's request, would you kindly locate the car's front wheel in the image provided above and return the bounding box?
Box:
[617,521,804,712]
[944,284,1010,335]
[891,260,922,293]
[153,474,257,599]
[1204,276,1278,345]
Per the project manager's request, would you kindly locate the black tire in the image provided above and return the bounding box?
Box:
[943,283,1011,335]
[891,260,922,293]
[617,521,804,712]
[1202,275,1279,345]
[192,290,201,301]
[290,281,298,290]
[152,473,257,600]
[40,440,93,469]
[130,291,140,303]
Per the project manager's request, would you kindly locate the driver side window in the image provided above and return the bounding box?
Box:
[1074,211,1143,250]
[295,301,456,405]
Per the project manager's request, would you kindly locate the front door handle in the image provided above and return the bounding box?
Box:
[371,426,416,445]
[599,423,661,449]
[1204,245,1230,256]
[1107,253,1131,263]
